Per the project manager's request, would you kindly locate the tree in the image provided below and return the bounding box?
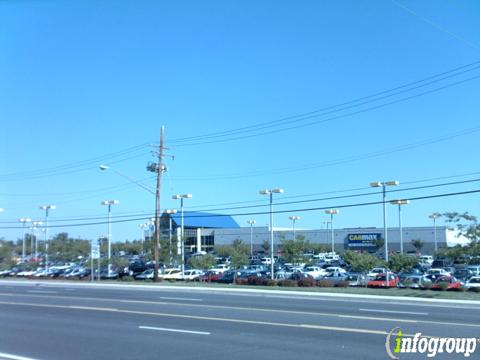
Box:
[280,237,308,264]
[443,212,480,243]
[343,251,385,272]
[411,239,424,254]
[374,237,385,250]
[188,254,216,269]
[388,253,418,273]
[230,239,249,268]
[261,239,270,253]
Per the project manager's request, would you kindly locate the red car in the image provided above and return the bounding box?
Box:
[431,276,463,290]
[367,273,399,288]
[195,270,222,282]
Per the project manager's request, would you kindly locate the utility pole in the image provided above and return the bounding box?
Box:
[147,126,172,282]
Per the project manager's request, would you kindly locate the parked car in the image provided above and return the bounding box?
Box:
[367,267,389,279]
[345,273,368,287]
[431,276,463,290]
[289,272,314,281]
[426,268,451,280]
[304,266,328,280]
[196,270,223,282]
[134,269,154,280]
[397,275,432,289]
[161,268,182,281]
[180,269,204,281]
[367,273,399,288]
[453,268,475,282]
[464,276,480,289]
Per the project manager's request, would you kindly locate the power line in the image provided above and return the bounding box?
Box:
[167,60,480,145]
[0,189,480,229]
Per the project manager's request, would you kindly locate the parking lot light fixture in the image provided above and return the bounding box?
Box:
[324,210,339,253]
[172,194,192,276]
[247,219,256,257]
[101,200,119,275]
[369,180,399,262]
[390,199,410,254]
[32,221,43,259]
[260,188,284,279]
[164,209,178,265]
[40,205,56,274]
[288,216,300,241]
[18,218,32,262]
[429,212,441,253]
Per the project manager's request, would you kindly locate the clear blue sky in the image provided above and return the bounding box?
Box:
[1,0,479,243]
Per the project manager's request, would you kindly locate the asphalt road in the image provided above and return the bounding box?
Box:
[0,281,479,360]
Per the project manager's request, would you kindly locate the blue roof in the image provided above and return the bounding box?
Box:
[171,211,239,229]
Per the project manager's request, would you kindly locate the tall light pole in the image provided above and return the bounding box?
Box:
[31,221,43,260]
[40,205,56,274]
[370,181,399,262]
[260,188,284,280]
[101,200,119,275]
[390,200,410,255]
[164,209,177,265]
[429,212,441,254]
[138,223,147,254]
[247,219,256,257]
[289,216,300,241]
[18,218,32,262]
[172,194,192,276]
[324,210,339,253]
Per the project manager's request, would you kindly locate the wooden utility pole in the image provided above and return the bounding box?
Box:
[148,126,165,282]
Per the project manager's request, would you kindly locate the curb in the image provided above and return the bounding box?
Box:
[1,279,480,305]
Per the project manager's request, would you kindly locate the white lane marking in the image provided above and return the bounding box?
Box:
[359,308,428,316]
[139,326,210,335]
[26,291,57,294]
[0,351,39,360]
[159,296,202,302]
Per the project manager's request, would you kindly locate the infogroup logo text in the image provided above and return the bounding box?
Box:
[385,327,479,359]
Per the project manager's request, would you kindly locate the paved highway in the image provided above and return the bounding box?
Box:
[0,281,478,360]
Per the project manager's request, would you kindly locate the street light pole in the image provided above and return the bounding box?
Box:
[260,188,284,280]
[390,200,410,255]
[19,218,32,262]
[101,200,119,276]
[164,209,177,265]
[324,210,339,253]
[172,194,192,277]
[370,181,399,263]
[289,216,300,241]
[247,219,256,257]
[429,212,441,253]
[40,205,56,274]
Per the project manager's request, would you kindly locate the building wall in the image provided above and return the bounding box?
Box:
[197,226,468,255]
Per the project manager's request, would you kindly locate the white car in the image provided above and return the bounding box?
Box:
[426,268,451,277]
[181,269,204,281]
[325,266,347,275]
[160,268,182,280]
[419,255,434,265]
[464,276,480,289]
[367,267,389,279]
[304,266,328,280]
[211,264,230,273]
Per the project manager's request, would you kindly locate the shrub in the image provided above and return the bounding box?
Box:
[235,278,248,285]
[298,278,316,287]
[120,276,135,282]
[277,279,297,287]
[334,281,349,288]
[316,279,334,288]
[247,276,275,286]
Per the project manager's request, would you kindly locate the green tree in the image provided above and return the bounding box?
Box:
[443,212,480,243]
[230,239,249,268]
[411,239,424,254]
[280,237,308,264]
[388,253,418,272]
[187,254,216,270]
[343,251,385,272]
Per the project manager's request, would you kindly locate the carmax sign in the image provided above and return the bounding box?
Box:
[347,233,381,249]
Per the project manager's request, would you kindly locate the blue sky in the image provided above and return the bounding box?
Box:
[1,0,479,243]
